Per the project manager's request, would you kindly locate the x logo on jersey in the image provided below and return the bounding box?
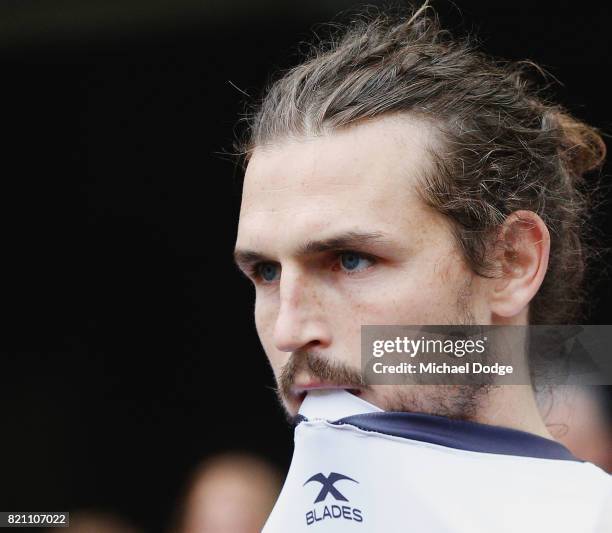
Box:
[303,472,358,503]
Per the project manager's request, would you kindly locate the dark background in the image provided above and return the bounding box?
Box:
[1,1,611,531]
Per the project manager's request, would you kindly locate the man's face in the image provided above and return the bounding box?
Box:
[235,114,490,418]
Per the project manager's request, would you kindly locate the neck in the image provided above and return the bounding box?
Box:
[365,384,555,440]
[472,385,554,439]
[474,315,553,437]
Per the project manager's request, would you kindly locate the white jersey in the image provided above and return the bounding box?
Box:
[262,389,611,533]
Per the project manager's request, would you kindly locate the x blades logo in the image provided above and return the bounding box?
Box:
[303,472,363,526]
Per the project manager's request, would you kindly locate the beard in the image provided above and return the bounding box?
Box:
[274,274,493,423]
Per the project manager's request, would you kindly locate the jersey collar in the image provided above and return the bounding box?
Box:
[296,389,580,462]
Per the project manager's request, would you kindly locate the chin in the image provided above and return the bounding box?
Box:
[357,389,384,410]
[283,396,301,419]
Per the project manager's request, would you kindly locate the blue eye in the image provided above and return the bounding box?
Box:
[340,252,372,272]
[257,263,280,282]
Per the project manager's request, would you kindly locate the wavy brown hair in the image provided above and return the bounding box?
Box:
[233,2,607,324]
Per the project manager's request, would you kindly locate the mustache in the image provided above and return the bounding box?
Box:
[277,351,366,401]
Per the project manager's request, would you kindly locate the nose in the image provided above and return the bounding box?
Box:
[272,269,332,353]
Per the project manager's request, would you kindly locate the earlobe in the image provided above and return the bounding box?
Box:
[489,210,551,320]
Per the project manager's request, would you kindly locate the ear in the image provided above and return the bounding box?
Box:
[488,210,550,319]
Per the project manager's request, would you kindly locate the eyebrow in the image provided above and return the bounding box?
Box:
[233,230,392,270]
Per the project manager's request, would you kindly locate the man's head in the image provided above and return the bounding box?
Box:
[233,5,605,419]
[172,453,282,533]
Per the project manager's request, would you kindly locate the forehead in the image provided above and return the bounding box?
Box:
[237,114,441,248]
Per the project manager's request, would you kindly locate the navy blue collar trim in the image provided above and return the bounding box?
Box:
[296,412,580,462]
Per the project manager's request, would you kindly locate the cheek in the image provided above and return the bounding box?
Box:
[343,260,468,325]
[254,297,272,340]
[253,295,284,373]
[254,288,278,331]
[253,297,266,338]
[347,286,430,324]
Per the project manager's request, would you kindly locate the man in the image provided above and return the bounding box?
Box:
[170,452,282,533]
[232,3,611,532]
